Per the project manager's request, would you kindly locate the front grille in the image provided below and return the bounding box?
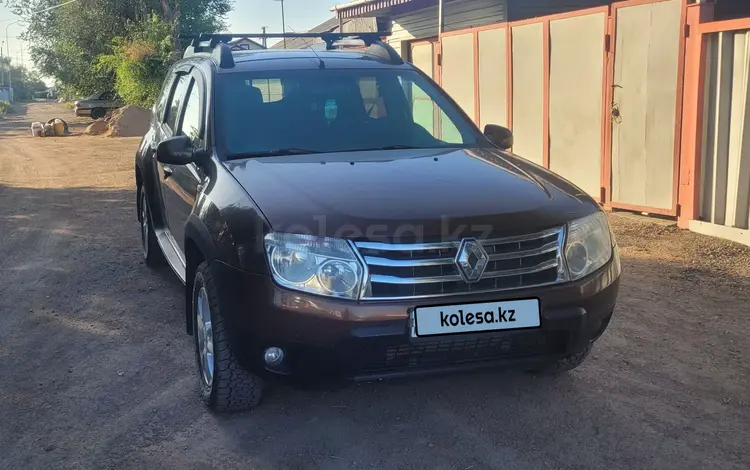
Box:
[357,331,565,375]
[354,228,565,300]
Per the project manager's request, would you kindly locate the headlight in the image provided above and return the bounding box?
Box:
[564,212,613,280]
[264,233,365,299]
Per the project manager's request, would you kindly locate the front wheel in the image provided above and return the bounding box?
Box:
[193,261,263,412]
[90,107,106,120]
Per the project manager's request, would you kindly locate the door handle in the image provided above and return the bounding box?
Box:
[163,166,173,179]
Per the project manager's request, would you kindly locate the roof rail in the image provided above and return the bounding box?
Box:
[179,32,402,67]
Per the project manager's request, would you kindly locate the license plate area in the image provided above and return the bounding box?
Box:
[413,299,541,338]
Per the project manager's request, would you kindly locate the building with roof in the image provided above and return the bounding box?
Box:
[228,37,266,51]
[270,16,384,50]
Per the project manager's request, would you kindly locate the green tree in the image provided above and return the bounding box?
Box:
[97,14,174,107]
[4,0,232,100]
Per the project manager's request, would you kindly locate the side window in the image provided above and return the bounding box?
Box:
[100,91,115,101]
[154,73,177,121]
[179,80,202,144]
[250,79,283,102]
[165,75,190,131]
[359,77,387,118]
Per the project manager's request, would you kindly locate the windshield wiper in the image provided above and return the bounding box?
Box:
[374,145,425,150]
[226,148,322,159]
[344,145,430,152]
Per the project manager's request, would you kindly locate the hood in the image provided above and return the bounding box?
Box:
[223,148,600,241]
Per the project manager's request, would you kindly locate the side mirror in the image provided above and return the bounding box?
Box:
[156,135,196,165]
[484,124,513,150]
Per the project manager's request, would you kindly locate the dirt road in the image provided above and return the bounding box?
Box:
[1,103,748,469]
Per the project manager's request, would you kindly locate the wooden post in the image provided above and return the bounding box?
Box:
[677,0,715,228]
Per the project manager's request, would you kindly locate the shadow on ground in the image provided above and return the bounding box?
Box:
[0,184,747,470]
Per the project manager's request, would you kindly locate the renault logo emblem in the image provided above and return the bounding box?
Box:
[455,238,489,283]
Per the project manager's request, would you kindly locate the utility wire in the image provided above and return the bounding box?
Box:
[0,0,79,22]
[28,0,79,15]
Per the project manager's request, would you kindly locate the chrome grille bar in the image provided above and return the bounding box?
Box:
[481,228,561,245]
[370,273,464,285]
[481,259,560,279]
[364,256,456,268]
[488,241,559,261]
[354,240,459,251]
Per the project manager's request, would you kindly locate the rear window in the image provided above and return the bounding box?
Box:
[214,68,484,157]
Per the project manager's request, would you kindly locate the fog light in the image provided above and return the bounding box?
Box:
[264,347,284,365]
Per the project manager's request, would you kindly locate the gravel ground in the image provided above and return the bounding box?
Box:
[1,103,748,470]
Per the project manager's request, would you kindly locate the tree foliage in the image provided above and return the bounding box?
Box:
[0,100,13,117]
[4,0,232,103]
[97,14,174,107]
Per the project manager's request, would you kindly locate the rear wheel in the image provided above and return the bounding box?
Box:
[139,185,165,267]
[91,107,106,120]
[193,261,263,412]
[528,344,592,375]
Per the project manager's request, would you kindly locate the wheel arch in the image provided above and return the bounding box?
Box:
[184,215,218,335]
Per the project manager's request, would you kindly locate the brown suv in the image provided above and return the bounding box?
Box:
[135,33,621,412]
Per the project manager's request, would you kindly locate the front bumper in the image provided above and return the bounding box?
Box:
[211,250,621,381]
[74,107,91,116]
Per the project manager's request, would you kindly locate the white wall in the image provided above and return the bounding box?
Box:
[700,28,750,230]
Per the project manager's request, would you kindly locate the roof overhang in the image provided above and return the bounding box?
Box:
[331,0,435,20]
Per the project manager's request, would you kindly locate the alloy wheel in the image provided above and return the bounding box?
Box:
[140,190,149,255]
[196,287,215,388]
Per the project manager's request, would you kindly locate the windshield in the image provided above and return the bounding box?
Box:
[215,68,487,157]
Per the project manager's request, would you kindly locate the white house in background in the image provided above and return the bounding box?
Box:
[270,16,384,50]
[228,37,266,51]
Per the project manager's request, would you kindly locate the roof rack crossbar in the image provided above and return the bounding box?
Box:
[178,32,402,66]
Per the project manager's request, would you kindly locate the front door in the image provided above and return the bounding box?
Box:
[161,72,205,254]
[608,0,683,214]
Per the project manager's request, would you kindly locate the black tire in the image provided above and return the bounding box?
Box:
[90,107,106,120]
[193,261,263,412]
[528,344,592,375]
[138,185,165,267]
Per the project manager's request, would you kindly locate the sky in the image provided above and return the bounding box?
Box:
[0,0,339,78]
